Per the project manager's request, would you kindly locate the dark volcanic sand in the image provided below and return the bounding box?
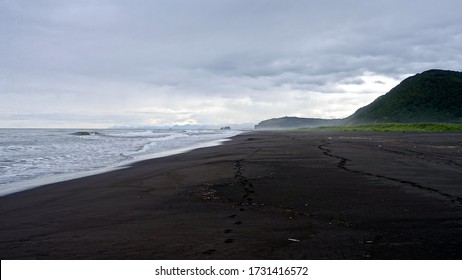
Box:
[0,131,461,259]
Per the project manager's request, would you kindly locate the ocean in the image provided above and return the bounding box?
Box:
[0,128,242,196]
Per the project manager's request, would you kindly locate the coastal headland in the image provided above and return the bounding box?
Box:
[0,131,461,259]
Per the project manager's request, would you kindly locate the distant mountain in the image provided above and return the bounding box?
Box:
[254,116,342,130]
[255,69,462,130]
[346,69,462,124]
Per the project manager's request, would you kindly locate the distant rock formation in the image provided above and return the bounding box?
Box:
[70,131,101,136]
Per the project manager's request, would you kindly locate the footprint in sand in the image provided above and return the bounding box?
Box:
[203,249,216,255]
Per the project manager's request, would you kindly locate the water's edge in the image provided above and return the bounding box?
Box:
[0,136,237,197]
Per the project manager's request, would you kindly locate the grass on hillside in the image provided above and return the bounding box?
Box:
[310,123,462,132]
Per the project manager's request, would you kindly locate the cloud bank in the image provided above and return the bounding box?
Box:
[1,0,461,127]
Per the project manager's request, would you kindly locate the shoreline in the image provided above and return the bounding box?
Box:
[0,131,461,259]
[0,135,239,197]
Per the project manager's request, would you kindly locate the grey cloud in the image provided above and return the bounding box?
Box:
[1,0,461,127]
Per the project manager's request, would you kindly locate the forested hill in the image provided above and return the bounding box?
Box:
[345,69,462,124]
[254,117,342,130]
[255,69,462,130]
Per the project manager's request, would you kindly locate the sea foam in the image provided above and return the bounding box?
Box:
[0,129,241,196]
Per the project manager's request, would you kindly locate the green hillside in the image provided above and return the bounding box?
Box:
[346,69,462,124]
[254,116,342,130]
[255,69,462,130]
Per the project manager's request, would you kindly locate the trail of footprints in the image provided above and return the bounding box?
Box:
[203,159,255,256]
[352,140,462,169]
[318,139,462,206]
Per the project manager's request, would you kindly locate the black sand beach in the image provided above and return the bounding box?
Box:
[0,131,461,259]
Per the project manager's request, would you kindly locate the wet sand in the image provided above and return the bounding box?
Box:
[0,131,461,259]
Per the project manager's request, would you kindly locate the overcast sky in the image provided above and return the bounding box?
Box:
[1,0,461,128]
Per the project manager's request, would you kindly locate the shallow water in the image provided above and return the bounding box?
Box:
[0,128,241,196]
